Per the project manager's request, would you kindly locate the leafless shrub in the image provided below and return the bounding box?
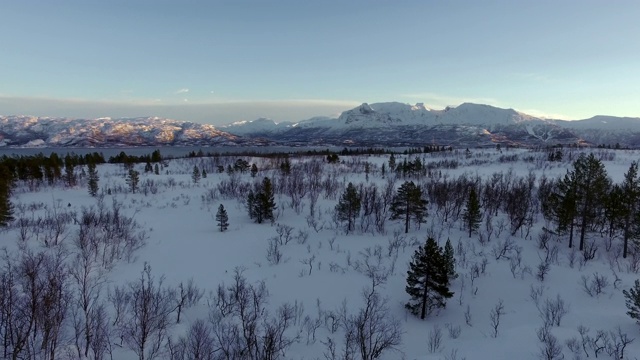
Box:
[267,237,284,265]
[112,263,175,360]
[166,319,215,360]
[464,305,472,327]
[537,324,564,360]
[445,323,461,339]
[344,287,403,360]
[492,237,519,261]
[489,299,505,338]
[209,268,298,360]
[605,326,634,359]
[442,348,467,360]
[275,223,294,245]
[539,294,569,327]
[580,272,609,297]
[428,324,443,353]
[172,278,203,324]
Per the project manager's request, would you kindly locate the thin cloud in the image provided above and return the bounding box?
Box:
[0,95,357,125]
[400,92,502,109]
[175,88,189,94]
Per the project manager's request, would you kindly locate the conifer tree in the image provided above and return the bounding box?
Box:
[64,154,76,187]
[280,159,291,175]
[462,187,482,237]
[202,168,207,178]
[335,182,361,233]
[216,204,229,232]
[619,162,640,258]
[127,169,140,193]
[192,165,201,184]
[0,164,14,227]
[573,154,611,250]
[547,170,578,248]
[87,162,99,197]
[443,239,457,283]
[247,190,256,220]
[389,181,428,233]
[257,177,276,224]
[154,163,160,175]
[405,237,453,319]
[250,164,258,178]
[248,177,276,224]
[623,279,640,325]
[388,153,396,172]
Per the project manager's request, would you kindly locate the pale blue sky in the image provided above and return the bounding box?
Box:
[1,0,639,124]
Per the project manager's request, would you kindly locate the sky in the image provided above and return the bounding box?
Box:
[1,0,640,125]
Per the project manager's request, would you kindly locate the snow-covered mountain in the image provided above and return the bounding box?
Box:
[221,102,584,147]
[0,116,246,147]
[2,102,640,148]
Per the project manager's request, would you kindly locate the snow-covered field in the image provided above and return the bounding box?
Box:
[3,146,640,360]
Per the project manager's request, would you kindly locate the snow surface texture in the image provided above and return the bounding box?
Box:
[4,147,640,360]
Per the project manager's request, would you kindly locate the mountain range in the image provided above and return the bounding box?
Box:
[3,102,640,148]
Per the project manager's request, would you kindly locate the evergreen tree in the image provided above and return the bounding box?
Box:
[250,164,258,178]
[216,204,229,232]
[619,162,640,258]
[603,184,625,240]
[202,168,207,178]
[462,187,482,237]
[279,159,291,175]
[548,170,578,248]
[405,237,454,319]
[443,239,457,283]
[247,190,256,220]
[573,154,611,250]
[0,164,14,227]
[192,165,201,184]
[248,177,277,224]
[127,169,140,193]
[256,177,276,224]
[335,182,361,233]
[64,154,76,187]
[389,181,428,233]
[623,279,640,325]
[87,162,99,197]
[144,161,153,173]
[154,163,160,175]
[388,153,396,172]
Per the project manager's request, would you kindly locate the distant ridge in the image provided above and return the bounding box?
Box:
[3,102,640,148]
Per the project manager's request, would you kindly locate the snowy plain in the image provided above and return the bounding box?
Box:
[3,146,640,360]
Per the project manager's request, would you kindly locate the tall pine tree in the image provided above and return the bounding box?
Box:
[0,164,14,227]
[192,165,201,184]
[127,169,140,193]
[216,204,229,232]
[248,177,277,224]
[335,182,361,233]
[405,237,454,319]
[573,154,611,250]
[389,181,428,233]
[87,162,99,197]
[619,162,640,258]
[462,187,482,237]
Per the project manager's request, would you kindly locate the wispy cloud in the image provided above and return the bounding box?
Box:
[517,108,571,120]
[175,88,189,94]
[399,92,502,109]
[0,95,359,125]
